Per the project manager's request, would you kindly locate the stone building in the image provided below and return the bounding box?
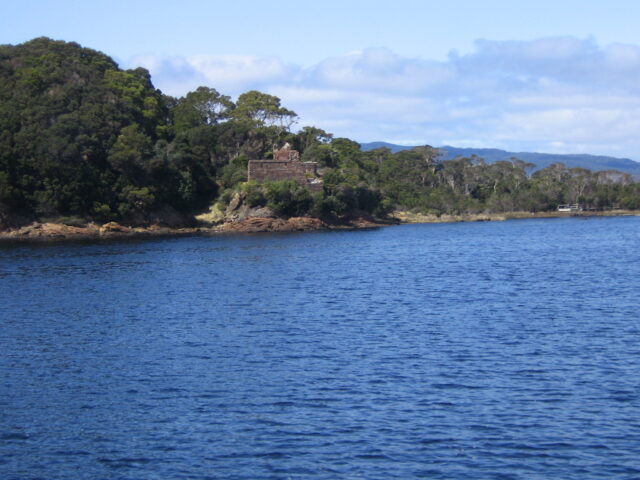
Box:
[248,143,322,191]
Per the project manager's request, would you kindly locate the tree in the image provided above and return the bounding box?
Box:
[173,86,233,131]
[411,146,441,187]
[296,126,333,152]
[107,124,154,183]
[231,90,297,131]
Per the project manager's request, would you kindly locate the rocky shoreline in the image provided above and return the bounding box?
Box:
[0,221,198,242]
[1,210,638,243]
[0,216,385,243]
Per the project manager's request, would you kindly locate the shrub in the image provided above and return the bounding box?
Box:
[242,181,267,207]
[265,180,313,216]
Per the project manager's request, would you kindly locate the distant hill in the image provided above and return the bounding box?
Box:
[360,141,415,153]
[359,142,640,177]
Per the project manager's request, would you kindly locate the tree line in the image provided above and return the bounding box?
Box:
[1,38,638,227]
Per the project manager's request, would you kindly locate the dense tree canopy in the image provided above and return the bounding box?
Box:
[0,38,638,228]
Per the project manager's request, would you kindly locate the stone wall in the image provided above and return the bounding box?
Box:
[247,144,322,192]
[273,148,300,162]
[248,160,322,191]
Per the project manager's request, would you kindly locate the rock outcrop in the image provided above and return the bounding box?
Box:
[1,222,100,239]
[0,221,200,241]
[216,216,327,233]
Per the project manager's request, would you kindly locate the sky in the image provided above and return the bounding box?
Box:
[4,0,640,159]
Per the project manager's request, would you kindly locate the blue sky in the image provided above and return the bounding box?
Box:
[4,0,640,159]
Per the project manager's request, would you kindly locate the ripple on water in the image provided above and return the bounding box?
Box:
[1,217,639,479]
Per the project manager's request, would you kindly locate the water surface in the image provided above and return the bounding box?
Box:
[1,217,639,479]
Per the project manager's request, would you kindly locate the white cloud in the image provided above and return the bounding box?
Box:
[128,54,298,96]
[303,47,453,93]
[126,37,640,159]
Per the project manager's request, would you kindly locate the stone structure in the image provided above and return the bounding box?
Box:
[273,144,300,162]
[248,143,322,191]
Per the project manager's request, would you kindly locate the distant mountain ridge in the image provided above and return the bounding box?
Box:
[360,142,640,177]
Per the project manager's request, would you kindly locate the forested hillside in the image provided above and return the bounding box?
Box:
[1,38,639,229]
[360,142,640,177]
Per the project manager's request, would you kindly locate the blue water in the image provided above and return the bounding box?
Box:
[1,216,639,479]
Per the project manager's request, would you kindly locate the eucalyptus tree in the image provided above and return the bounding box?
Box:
[232,90,297,131]
[172,86,234,132]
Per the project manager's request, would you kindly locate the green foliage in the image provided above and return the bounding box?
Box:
[107,124,154,182]
[118,186,155,217]
[218,156,248,189]
[241,182,267,208]
[265,180,313,216]
[92,202,115,222]
[301,144,336,167]
[0,38,175,221]
[0,38,222,222]
[232,90,297,130]
[296,126,333,152]
[1,37,638,228]
[173,86,233,132]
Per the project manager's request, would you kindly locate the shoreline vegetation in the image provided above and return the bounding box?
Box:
[393,209,640,223]
[2,38,640,243]
[1,210,638,243]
